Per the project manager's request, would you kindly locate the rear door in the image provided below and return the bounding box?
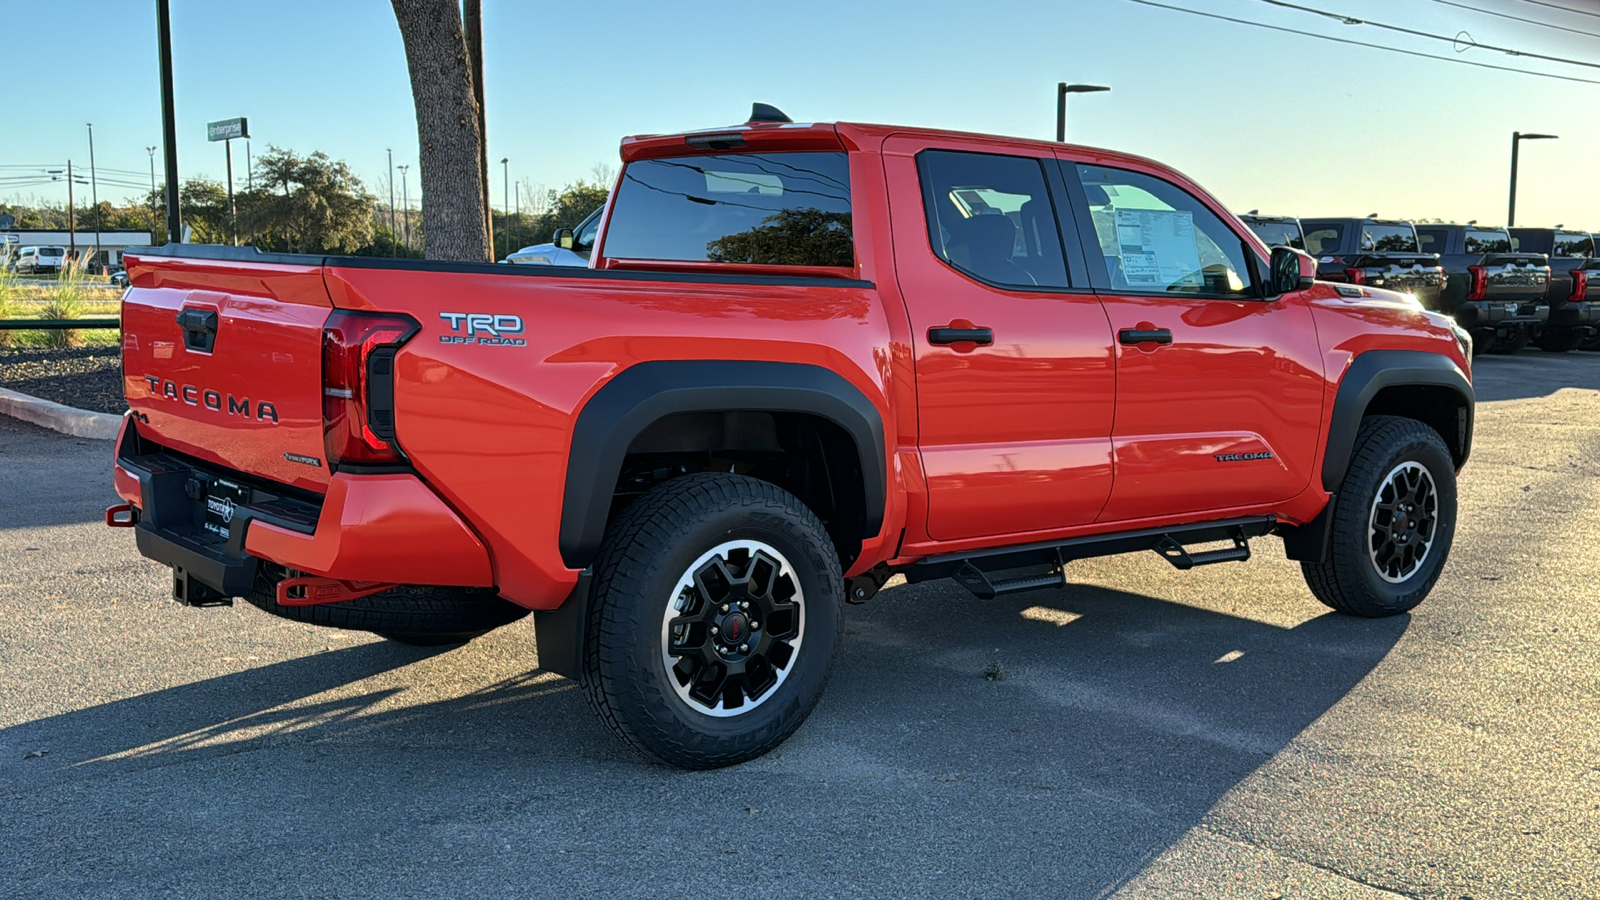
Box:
[884,136,1116,542]
[1060,157,1325,523]
[121,252,334,492]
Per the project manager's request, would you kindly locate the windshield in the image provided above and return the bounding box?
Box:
[603,151,853,267]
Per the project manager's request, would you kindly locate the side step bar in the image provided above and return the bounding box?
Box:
[907,516,1274,600]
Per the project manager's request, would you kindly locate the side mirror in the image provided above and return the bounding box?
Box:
[1269,246,1316,295]
[552,227,574,251]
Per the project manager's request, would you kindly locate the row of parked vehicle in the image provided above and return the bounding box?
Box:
[1240,215,1598,354]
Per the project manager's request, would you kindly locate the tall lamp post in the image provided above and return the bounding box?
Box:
[1508,131,1557,227]
[398,164,411,253]
[387,148,397,257]
[146,146,159,239]
[501,157,510,259]
[1057,83,1110,142]
[87,123,102,269]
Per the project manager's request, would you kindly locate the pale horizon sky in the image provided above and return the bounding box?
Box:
[3,0,1597,229]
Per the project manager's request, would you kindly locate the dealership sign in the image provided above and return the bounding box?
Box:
[207,117,249,142]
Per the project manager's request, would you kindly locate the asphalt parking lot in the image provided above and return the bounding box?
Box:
[2,353,1598,899]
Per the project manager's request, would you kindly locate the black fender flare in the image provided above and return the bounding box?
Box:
[1320,349,1474,492]
[558,360,888,570]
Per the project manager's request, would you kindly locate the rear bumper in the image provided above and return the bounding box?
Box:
[1454,300,1547,330]
[1549,300,1598,330]
[112,416,494,600]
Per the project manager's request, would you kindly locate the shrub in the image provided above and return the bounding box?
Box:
[41,269,87,349]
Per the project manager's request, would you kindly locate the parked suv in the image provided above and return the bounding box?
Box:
[1238,213,1304,250]
[1301,218,1445,308]
[13,245,67,274]
[1506,227,1599,352]
[111,109,1474,768]
[1416,224,1551,354]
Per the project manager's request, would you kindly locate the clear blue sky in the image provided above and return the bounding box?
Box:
[4,0,1597,228]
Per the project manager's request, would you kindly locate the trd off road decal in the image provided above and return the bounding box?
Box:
[439,312,527,346]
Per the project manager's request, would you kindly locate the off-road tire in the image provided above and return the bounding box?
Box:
[581,473,843,769]
[1302,416,1456,617]
[244,568,528,645]
[1537,329,1583,353]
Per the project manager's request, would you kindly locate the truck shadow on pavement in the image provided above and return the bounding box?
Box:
[0,582,1407,898]
[1471,350,1600,401]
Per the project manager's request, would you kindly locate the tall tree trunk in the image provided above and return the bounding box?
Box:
[391,0,490,262]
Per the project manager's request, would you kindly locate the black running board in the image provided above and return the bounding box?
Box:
[905,516,1274,600]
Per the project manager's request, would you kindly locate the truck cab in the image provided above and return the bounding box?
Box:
[1416,224,1552,354]
[1300,218,1445,309]
[1506,227,1598,352]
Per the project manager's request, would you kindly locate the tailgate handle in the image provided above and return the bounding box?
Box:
[176,308,218,353]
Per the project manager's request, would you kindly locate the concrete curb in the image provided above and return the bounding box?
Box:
[0,386,121,440]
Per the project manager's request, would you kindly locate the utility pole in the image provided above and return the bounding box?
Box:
[501,157,509,259]
[156,0,182,244]
[87,123,102,269]
[246,139,252,189]
[1057,83,1111,142]
[398,164,411,252]
[1508,131,1558,227]
[66,161,77,262]
[387,148,396,257]
[146,146,158,240]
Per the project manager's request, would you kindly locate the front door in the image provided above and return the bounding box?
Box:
[884,137,1116,543]
[1059,157,1325,523]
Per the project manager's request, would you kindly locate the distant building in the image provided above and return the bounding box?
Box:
[0,228,153,271]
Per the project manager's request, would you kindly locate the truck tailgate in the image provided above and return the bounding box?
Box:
[121,253,332,492]
[1480,254,1548,303]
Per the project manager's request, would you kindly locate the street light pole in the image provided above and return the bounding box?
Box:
[146,146,158,238]
[86,123,102,270]
[156,0,181,244]
[387,149,396,258]
[398,164,410,253]
[501,157,509,259]
[1057,83,1110,142]
[1508,131,1558,227]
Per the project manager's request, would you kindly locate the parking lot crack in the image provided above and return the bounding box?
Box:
[1197,825,1424,898]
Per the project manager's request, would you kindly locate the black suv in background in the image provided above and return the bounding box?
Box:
[1238,213,1304,249]
[1415,224,1551,354]
[1507,228,1599,352]
[1300,217,1446,309]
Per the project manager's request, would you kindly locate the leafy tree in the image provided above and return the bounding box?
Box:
[240,148,374,254]
[707,209,854,267]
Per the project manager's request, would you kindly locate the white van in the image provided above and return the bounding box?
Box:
[12,246,68,274]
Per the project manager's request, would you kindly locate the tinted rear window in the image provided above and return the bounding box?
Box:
[1416,227,1445,253]
[1554,231,1594,258]
[1359,224,1418,253]
[1465,229,1511,254]
[39,247,64,257]
[602,152,852,267]
[1245,220,1303,249]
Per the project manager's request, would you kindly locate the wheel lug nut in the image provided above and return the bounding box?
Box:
[751,621,760,630]
[739,644,749,653]
[720,604,729,613]
[710,626,719,636]
[740,602,749,610]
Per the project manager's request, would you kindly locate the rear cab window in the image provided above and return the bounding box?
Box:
[1302,224,1345,257]
[1465,229,1512,254]
[600,151,853,269]
[1416,227,1446,255]
[1554,231,1594,258]
[1359,224,1418,253]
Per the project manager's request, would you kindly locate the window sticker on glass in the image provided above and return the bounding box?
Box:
[1115,209,1202,288]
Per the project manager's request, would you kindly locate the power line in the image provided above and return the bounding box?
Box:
[1124,0,1600,85]
[1429,0,1600,39]
[1513,0,1600,20]
[1250,0,1600,69]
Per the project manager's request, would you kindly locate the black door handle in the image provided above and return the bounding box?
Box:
[1118,328,1172,345]
[928,326,994,346]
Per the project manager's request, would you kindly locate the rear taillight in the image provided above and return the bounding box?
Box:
[1344,268,1366,285]
[1573,269,1590,303]
[1466,266,1487,301]
[322,310,420,468]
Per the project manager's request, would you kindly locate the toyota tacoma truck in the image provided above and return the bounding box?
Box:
[1506,227,1598,352]
[1414,223,1552,354]
[109,106,1475,769]
[1300,217,1447,309]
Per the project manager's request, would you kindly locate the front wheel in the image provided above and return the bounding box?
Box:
[1302,416,1457,617]
[581,473,842,769]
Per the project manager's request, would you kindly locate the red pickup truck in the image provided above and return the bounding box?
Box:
[110,108,1475,768]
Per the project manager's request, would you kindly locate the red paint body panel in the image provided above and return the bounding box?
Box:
[115,119,1471,615]
[244,472,494,587]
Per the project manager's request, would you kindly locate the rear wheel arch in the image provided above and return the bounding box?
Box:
[559,360,887,572]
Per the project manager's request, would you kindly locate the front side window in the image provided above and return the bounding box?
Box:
[602,152,852,267]
[917,150,1070,289]
[1465,229,1512,254]
[573,207,602,257]
[1075,164,1254,296]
